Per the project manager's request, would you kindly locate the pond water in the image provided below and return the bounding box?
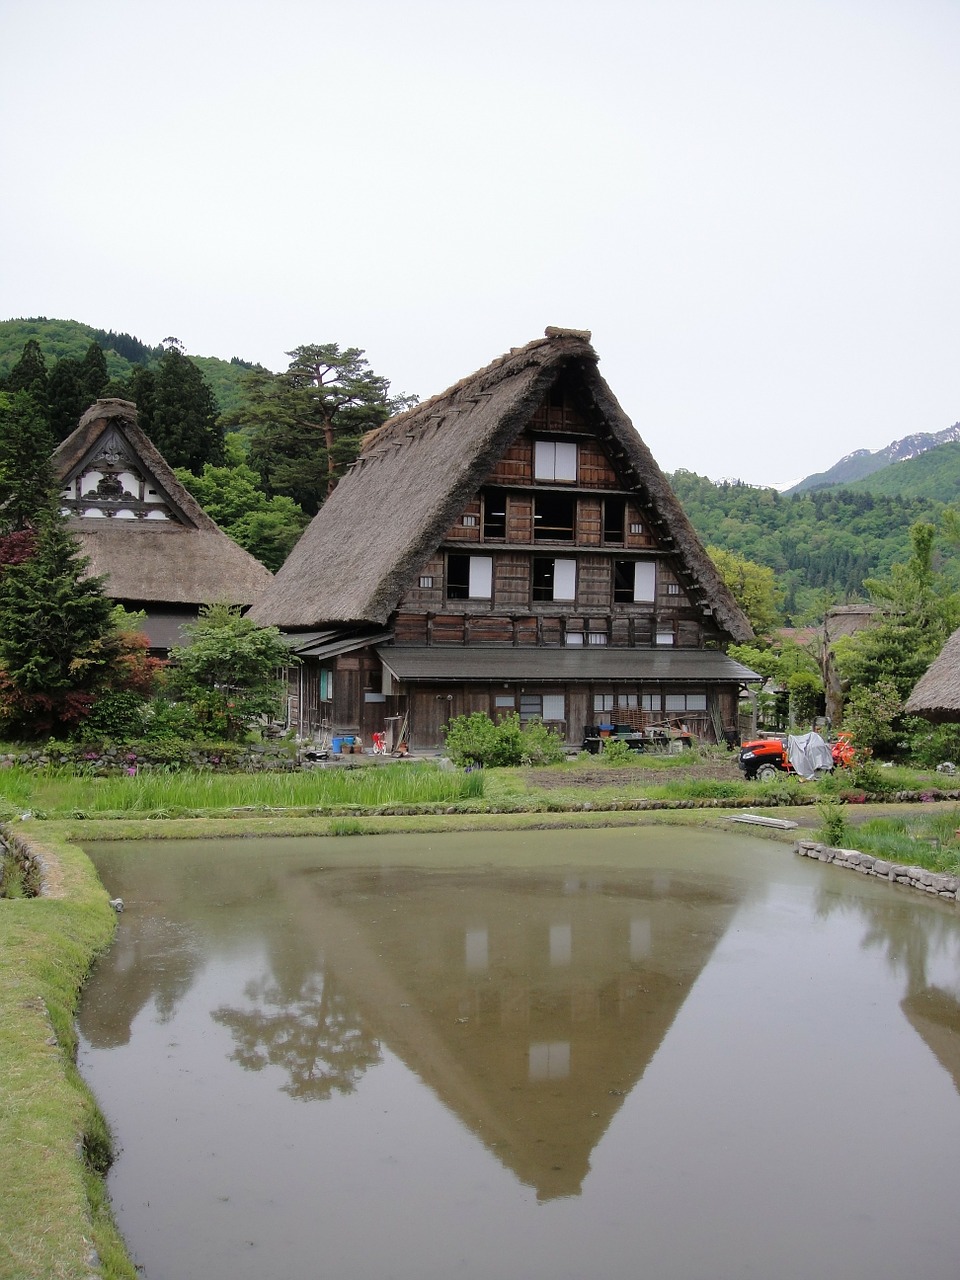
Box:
[77,828,960,1280]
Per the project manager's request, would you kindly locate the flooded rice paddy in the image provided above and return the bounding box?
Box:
[77,828,960,1280]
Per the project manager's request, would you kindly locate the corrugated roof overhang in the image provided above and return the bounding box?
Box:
[284,629,393,660]
[376,647,759,684]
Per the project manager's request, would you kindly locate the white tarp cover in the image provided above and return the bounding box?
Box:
[786,731,834,781]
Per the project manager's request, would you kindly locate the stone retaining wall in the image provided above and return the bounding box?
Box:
[0,826,44,896]
[795,839,960,903]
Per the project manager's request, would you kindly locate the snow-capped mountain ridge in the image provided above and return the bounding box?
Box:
[788,422,960,493]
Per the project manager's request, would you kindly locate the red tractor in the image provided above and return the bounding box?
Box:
[738,732,855,781]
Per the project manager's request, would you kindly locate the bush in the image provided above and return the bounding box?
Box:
[600,738,635,766]
[442,712,564,768]
[904,718,960,770]
[519,717,566,765]
[817,802,848,847]
[76,690,148,743]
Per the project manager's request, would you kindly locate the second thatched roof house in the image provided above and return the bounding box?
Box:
[904,627,960,723]
[249,328,758,749]
[53,398,273,651]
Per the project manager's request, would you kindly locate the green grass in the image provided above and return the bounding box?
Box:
[839,809,960,873]
[0,762,484,819]
[0,833,136,1280]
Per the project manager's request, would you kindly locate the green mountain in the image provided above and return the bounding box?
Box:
[0,317,258,416]
[818,441,960,503]
[669,469,956,621]
[787,422,960,494]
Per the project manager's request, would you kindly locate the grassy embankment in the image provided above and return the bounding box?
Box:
[0,832,135,1280]
[3,749,960,1279]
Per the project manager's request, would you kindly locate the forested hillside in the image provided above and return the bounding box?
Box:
[669,470,957,620]
[0,318,254,416]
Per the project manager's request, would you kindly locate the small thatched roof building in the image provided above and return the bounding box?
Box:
[904,626,960,722]
[53,399,273,650]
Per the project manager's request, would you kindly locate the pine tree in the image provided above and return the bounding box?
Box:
[0,391,55,531]
[131,348,224,471]
[240,344,415,514]
[4,338,48,408]
[0,506,116,737]
[78,341,109,406]
[48,357,86,441]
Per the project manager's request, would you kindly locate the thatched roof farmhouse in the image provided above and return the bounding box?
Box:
[53,399,273,650]
[905,626,960,722]
[250,328,757,748]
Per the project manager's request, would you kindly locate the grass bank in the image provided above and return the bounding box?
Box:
[0,832,135,1280]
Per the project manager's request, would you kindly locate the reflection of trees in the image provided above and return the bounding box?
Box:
[212,964,381,1100]
[79,916,203,1048]
[813,884,960,996]
[814,884,960,1097]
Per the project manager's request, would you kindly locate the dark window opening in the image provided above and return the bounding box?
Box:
[534,493,575,541]
[447,554,470,599]
[533,558,554,601]
[614,561,634,603]
[603,497,625,544]
[482,490,507,539]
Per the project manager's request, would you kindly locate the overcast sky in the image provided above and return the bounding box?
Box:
[2,0,959,487]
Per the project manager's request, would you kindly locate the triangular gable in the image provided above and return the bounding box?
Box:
[51,400,273,608]
[53,399,223,533]
[249,329,750,641]
[59,423,198,526]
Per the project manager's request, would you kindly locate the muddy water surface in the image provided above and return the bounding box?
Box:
[77,828,960,1279]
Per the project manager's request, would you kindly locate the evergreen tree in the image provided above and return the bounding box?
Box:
[78,341,109,405]
[238,344,415,514]
[0,506,116,737]
[0,391,55,531]
[127,349,224,471]
[47,356,86,441]
[4,338,48,408]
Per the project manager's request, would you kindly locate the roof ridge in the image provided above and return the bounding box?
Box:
[360,328,596,455]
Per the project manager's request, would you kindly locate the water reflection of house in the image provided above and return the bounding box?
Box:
[901,987,960,1096]
[294,866,748,1201]
[52,399,273,653]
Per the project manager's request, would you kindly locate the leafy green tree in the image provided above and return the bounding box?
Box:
[174,461,309,571]
[833,521,960,755]
[707,546,783,637]
[166,603,293,739]
[786,670,824,727]
[237,344,415,514]
[127,348,224,471]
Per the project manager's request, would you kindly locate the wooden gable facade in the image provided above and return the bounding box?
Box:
[53,399,273,651]
[249,330,757,748]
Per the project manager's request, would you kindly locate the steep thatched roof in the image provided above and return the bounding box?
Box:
[249,329,751,641]
[52,399,273,606]
[904,626,960,722]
